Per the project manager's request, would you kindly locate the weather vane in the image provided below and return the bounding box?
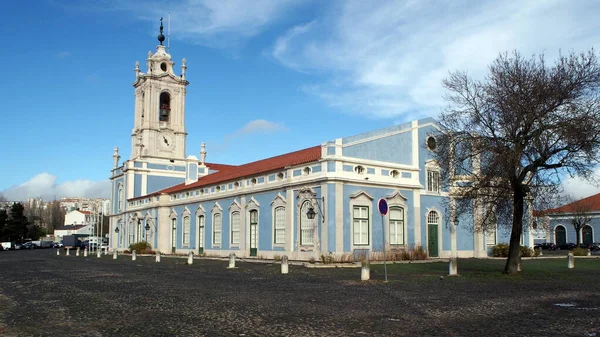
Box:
[158,17,165,45]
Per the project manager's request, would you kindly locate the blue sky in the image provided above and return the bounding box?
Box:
[1,0,599,201]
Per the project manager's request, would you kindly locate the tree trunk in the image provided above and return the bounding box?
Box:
[504,188,524,274]
[575,227,581,245]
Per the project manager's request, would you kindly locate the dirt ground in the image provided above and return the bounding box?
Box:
[1,249,599,337]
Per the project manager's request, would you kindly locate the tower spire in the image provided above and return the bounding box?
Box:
[158,17,165,45]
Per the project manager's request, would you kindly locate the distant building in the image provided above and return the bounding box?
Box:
[537,193,600,246]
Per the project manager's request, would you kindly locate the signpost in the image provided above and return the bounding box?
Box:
[377,198,389,282]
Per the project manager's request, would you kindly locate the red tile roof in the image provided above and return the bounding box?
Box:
[132,145,322,199]
[543,192,600,215]
[78,210,93,215]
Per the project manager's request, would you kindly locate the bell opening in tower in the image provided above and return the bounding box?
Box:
[159,92,171,122]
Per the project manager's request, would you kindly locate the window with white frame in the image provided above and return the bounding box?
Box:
[128,221,135,244]
[183,216,190,245]
[213,213,222,245]
[485,222,497,245]
[230,211,240,245]
[300,201,313,245]
[427,170,440,193]
[353,206,369,245]
[274,206,285,244]
[389,207,404,245]
[118,185,124,211]
[197,215,205,248]
[427,210,439,227]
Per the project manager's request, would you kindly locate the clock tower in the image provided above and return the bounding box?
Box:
[131,18,189,161]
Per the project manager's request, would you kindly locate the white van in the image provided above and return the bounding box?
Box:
[1,242,15,250]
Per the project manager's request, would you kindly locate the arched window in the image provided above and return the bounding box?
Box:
[427,211,439,225]
[300,201,313,245]
[583,225,593,245]
[274,206,285,244]
[389,207,404,245]
[213,213,222,245]
[230,211,240,245]
[555,225,567,246]
[118,184,124,212]
[159,92,171,122]
[128,220,135,245]
[183,216,190,245]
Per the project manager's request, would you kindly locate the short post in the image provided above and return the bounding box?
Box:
[517,259,522,272]
[56,249,60,256]
[76,247,80,256]
[281,255,289,274]
[66,248,70,256]
[227,252,236,269]
[155,251,161,263]
[538,247,543,256]
[361,260,370,281]
[132,250,137,261]
[568,252,575,269]
[449,257,458,276]
[587,249,591,257]
[104,247,108,255]
[83,248,88,257]
[113,250,118,260]
[96,249,101,258]
[187,252,194,265]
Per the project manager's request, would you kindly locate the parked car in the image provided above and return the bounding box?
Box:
[53,241,64,248]
[20,242,36,250]
[588,243,600,252]
[80,240,98,250]
[534,243,557,251]
[558,243,577,250]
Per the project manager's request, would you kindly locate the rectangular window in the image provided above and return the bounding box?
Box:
[274,207,285,244]
[389,207,404,245]
[300,202,313,245]
[230,212,240,245]
[353,206,369,245]
[486,224,496,245]
[427,171,440,192]
[128,222,134,245]
[183,216,190,245]
[213,214,222,245]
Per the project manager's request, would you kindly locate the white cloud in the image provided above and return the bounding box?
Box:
[235,119,289,136]
[0,173,110,201]
[102,0,302,48]
[56,51,71,59]
[271,0,600,118]
[562,169,600,200]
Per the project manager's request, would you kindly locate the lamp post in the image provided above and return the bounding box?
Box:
[449,214,459,276]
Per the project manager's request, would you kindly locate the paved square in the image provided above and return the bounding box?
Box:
[1,250,599,336]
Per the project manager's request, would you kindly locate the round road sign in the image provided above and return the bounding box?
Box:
[378,198,388,216]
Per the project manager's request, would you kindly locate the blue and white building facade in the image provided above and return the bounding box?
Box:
[109,36,525,260]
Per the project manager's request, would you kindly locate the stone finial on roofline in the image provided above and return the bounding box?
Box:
[200,142,206,166]
[112,147,120,169]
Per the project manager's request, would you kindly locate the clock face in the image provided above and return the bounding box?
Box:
[160,132,175,151]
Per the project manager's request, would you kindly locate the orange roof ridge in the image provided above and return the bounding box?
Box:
[543,192,600,214]
[130,145,322,200]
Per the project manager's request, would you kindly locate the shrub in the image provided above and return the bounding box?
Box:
[491,243,510,257]
[491,244,534,257]
[572,247,589,256]
[273,254,281,261]
[308,257,316,264]
[520,246,534,257]
[412,246,428,260]
[129,241,152,254]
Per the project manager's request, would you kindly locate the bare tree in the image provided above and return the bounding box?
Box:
[562,196,593,245]
[434,50,600,274]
